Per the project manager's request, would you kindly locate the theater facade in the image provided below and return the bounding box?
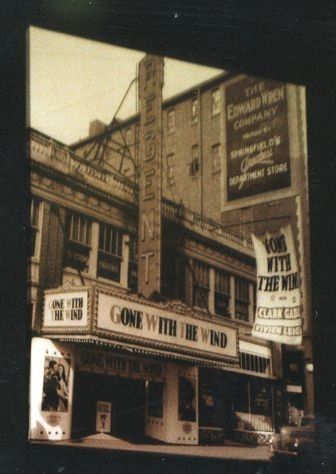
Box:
[28,55,312,446]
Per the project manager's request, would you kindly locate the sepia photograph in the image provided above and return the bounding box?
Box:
[1,2,336,474]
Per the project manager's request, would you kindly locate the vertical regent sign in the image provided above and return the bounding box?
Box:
[225,76,291,200]
[251,225,302,345]
[138,55,164,297]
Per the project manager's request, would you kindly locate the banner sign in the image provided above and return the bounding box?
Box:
[251,225,302,345]
[96,292,238,361]
[226,76,290,200]
[43,290,88,328]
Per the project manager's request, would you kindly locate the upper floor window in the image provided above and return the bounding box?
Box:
[29,198,40,258]
[64,212,92,271]
[128,235,138,291]
[191,97,198,123]
[166,153,175,185]
[211,88,220,116]
[235,277,250,322]
[167,109,175,134]
[193,260,209,309]
[97,223,123,282]
[190,144,200,177]
[67,213,91,246]
[99,223,122,256]
[211,144,221,172]
[214,269,230,317]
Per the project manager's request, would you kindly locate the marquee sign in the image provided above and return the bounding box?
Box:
[225,76,291,200]
[43,289,89,329]
[251,225,302,345]
[95,291,238,362]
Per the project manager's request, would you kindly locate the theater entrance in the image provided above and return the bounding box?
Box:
[72,372,146,441]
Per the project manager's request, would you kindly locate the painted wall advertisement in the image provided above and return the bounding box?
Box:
[251,225,302,345]
[225,76,291,200]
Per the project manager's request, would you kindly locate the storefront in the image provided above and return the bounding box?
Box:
[29,285,243,445]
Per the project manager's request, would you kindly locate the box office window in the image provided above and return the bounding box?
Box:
[29,198,40,258]
[64,212,91,271]
[147,381,163,418]
[235,277,250,321]
[215,269,230,317]
[193,260,210,309]
[98,223,122,282]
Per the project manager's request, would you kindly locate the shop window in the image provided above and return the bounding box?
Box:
[147,381,163,418]
[167,109,175,134]
[211,88,220,116]
[97,223,122,282]
[166,153,175,185]
[235,277,250,321]
[29,198,40,258]
[64,212,91,271]
[240,352,271,375]
[128,235,138,291]
[211,144,221,172]
[214,269,230,317]
[250,379,272,417]
[189,144,200,177]
[193,260,209,309]
[191,97,198,123]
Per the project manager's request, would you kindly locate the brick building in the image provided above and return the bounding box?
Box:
[28,60,312,446]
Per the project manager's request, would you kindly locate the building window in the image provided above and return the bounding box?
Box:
[211,88,220,116]
[97,223,123,282]
[240,352,271,375]
[128,235,138,291]
[215,269,230,317]
[67,213,92,245]
[193,260,209,309]
[191,97,198,123]
[189,144,200,177]
[166,153,175,185]
[211,144,221,172]
[29,198,40,258]
[167,109,175,133]
[64,212,92,271]
[235,277,250,321]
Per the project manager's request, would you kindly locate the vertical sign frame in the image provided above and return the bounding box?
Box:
[138,55,164,298]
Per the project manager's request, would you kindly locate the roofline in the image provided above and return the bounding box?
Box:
[70,70,237,149]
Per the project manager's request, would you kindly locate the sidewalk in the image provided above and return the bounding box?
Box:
[50,433,272,461]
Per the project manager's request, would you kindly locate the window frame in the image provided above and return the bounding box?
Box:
[191,97,199,123]
[211,143,221,173]
[211,88,220,116]
[167,108,175,134]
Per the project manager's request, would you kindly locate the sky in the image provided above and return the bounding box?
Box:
[29,27,224,145]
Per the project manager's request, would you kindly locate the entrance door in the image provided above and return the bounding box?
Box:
[114,378,146,441]
[72,372,116,437]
